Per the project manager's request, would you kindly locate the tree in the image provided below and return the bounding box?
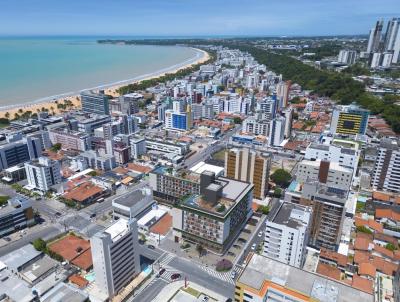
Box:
[88,170,97,177]
[385,243,397,251]
[216,259,233,272]
[4,112,9,119]
[257,205,270,215]
[33,238,47,252]
[270,169,292,188]
[50,143,62,152]
[273,187,282,198]
[196,244,205,257]
[233,117,242,124]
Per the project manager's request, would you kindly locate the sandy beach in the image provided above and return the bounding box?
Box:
[0,48,209,119]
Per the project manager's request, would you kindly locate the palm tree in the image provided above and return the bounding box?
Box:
[18,108,23,114]
[36,108,40,113]
[14,113,20,120]
[4,112,9,119]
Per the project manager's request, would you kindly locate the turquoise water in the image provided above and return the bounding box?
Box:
[85,271,95,282]
[0,37,199,106]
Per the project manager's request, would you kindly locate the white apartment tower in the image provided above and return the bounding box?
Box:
[264,200,311,268]
[91,219,141,298]
[268,116,286,146]
[24,157,61,192]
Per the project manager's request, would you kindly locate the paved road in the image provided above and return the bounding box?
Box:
[0,225,61,257]
[131,278,168,302]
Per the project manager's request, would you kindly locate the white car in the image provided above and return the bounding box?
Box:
[258,231,263,237]
[230,271,236,279]
[251,243,256,250]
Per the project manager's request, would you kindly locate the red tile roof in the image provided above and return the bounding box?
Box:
[351,275,374,294]
[316,263,341,281]
[319,248,348,267]
[49,235,91,262]
[149,214,172,236]
[375,209,400,222]
[71,248,93,271]
[69,274,89,288]
[358,263,376,278]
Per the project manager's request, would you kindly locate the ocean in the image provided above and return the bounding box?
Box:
[0,37,200,107]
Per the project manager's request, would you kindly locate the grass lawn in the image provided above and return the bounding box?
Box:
[181,287,201,298]
[0,195,10,206]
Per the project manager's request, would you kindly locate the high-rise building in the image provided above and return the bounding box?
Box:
[276,81,291,109]
[242,116,269,137]
[383,17,400,63]
[268,116,286,146]
[164,101,193,131]
[24,157,61,192]
[296,160,353,191]
[296,182,348,250]
[330,105,370,135]
[381,52,394,67]
[0,137,42,171]
[81,91,110,115]
[367,20,384,53]
[305,142,360,177]
[235,254,373,302]
[371,138,400,193]
[91,219,140,299]
[370,52,382,68]
[337,50,357,65]
[130,136,146,159]
[264,200,311,268]
[172,172,254,253]
[225,148,271,200]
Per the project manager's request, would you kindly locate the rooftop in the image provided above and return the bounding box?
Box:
[238,254,373,302]
[113,188,152,208]
[41,282,88,302]
[268,200,311,229]
[48,234,91,262]
[182,177,253,217]
[0,244,41,271]
[104,219,130,242]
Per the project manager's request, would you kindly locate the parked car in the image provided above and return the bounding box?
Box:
[90,213,96,218]
[251,243,256,250]
[157,268,166,278]
[3,237,11,242]
[171,273,181,280]
[202,296,209,302]
[147,244,155,250]
[258,231,263,237]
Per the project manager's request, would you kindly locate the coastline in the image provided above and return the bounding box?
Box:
[0,47,209,119]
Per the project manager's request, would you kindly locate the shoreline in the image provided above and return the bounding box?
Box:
[0,47,209,119]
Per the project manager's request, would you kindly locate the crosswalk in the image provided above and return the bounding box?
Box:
[198,265,235,285]
[158,252,175,268]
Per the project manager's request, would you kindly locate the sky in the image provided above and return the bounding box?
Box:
[1,0,400,37]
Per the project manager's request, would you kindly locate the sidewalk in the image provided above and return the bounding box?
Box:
[152,280,228,302]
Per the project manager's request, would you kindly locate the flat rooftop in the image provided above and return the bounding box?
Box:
[0,244,41,271]
[113,189,150,208]
[182,177,253,216]
[268,201,311,229]
[105,219,130,242]
[238,254,373,302]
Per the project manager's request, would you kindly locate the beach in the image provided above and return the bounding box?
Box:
[0,47,209,119]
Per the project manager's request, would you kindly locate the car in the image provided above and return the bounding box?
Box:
[90,213,96,218]
[55,212,62,217]
[156,268,166,277]
[171,273,181,280]
[230,271,236,279]
[147,244,155,250]
[202,296,209,302]
[3,237,11,242]
[251,243,256,250]
[258,231,263,237]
